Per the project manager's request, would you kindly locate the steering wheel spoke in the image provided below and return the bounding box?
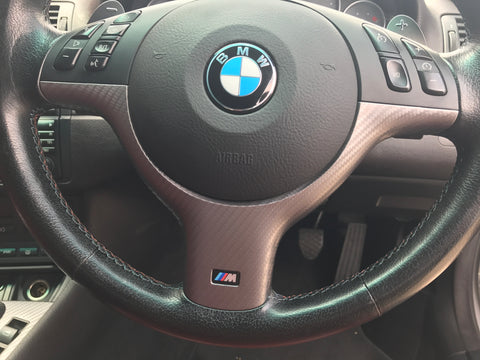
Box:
[181,203,284,310]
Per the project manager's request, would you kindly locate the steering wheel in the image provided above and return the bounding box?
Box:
[0,0,479,347]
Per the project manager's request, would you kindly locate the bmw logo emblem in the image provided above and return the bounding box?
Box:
[205,43,277,114]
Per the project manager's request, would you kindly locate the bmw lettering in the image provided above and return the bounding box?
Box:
[205,43,277,113]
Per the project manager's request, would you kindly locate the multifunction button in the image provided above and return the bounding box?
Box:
[113,10,141,24]
[85,56,109,72]
[380,58,411,92]
[103,24,130,36]
[64,39,88,50]
[92,40,118,55]
[402,39,431,59]
[72,23,103,39]
[363,24,398,54]
[414,59,447,95]
[53,48,82,71]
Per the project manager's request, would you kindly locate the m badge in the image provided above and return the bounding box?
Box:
[211,269,241,286]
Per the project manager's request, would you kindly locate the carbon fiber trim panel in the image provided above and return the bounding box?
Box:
[39,81,457,310]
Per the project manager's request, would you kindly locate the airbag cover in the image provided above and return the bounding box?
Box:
[128,0,358,201]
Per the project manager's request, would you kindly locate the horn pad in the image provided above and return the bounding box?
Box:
[128,0,358,201]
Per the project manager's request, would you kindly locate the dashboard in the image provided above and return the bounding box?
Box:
[340,0,416,26]
[109,0,464,53]
[44,0,465,57]
[129,0,417,28]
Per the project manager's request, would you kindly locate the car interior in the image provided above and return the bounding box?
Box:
[0,0,480,359]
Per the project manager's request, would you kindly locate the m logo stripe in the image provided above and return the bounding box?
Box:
[214,272,225,281]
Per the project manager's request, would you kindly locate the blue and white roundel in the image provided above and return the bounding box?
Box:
[205,42,276,113]
[220,56,262,97]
